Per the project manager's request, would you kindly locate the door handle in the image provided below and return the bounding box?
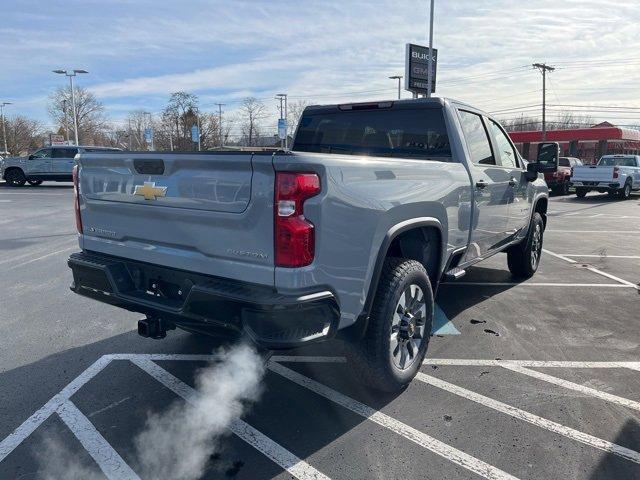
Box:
[508,177,518,187]
[475,180,488,189]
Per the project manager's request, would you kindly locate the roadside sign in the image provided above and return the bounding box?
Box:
[191,124,199,143]
[144,128,153,144]
[49,134,65,146]
[278,118,286,140]
[405,43,437,95]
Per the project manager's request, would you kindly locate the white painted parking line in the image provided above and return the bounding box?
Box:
[270,355,348,364]
[546,230,640,234]
[543,248,639,290]
[268,361,519,480]
[8,245,77,269]
[424,359,640,369]
[560,254,640,259]
[132,358,330,480]
[415,373,640,464]
[501,364,640,412]
[441,282,633,288]
[0,355,111,462]
[57,400,141,480]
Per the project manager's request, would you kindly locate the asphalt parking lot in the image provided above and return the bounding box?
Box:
[0,182,639,480]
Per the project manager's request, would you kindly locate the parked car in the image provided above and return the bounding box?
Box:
[570,154,640,199]
[544,156,583,195]
[67,98,552,391]
[0,145,121,187]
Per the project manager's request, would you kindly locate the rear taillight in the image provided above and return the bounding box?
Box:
[73,165,82,234]
[613,167,619,179]
[274,172,320,267]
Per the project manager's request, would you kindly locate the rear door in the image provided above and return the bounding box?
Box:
[51,147,78,175]
[486,118,530,236]
[77,152,275,286]
[457,110,511,261]
[25,148,52,175]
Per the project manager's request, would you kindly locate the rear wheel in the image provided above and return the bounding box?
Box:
[560,181,570,195]
[620,182,632,200]
[507,212,544,279]
[27,180,43,186]
[4,169,26,187]
[348,258,433,392]
[575,187,588,198]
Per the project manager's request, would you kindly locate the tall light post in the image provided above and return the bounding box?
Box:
[427,0,435,98]
[142,111,154,150]
[0,102,11,154]
[53,69,88,146]
[389,75,403,100]
[62,99,69,143]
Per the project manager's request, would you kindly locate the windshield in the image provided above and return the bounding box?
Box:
[293,107,451,160]
[598,156,637,167]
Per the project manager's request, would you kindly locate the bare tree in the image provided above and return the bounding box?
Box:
[239,97,267,146]
[287,100,312,137]
[47,86,107,145]
[162,91,199,150]
[4,115,43,155]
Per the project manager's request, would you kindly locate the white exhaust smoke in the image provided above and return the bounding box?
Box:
[134,342,265,479]
[37,342,265,480]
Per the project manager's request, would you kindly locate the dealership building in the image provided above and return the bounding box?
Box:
[508,122,640,164]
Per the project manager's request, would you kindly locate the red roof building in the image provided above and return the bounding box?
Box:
[508,124,640,164]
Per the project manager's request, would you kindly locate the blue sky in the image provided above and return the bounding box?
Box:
[1,0,639,131]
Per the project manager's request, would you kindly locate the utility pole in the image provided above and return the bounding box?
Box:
[53,69,88,146]
[427,0,435,98]
[389,75,403,100]
[142,111,154,150]
[275,94,287,149]
[128,117,132,150]
[532,63,555,141]
[0,102,11,154]
[215,103,225,147]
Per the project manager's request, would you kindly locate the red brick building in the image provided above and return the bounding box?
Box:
[508,122,640,164]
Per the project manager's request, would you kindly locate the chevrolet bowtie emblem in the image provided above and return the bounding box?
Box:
[134,182,167,200]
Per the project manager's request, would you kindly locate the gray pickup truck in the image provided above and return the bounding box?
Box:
[68,98,553,391]
[0,145,120,186]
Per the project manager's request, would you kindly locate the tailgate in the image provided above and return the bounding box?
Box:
[572,166,614,182]
[77,152,275,286]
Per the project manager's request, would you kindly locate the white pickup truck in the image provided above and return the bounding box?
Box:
[570,154,640,199]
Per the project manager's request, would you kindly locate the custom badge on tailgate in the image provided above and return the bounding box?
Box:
[134,182,167,200]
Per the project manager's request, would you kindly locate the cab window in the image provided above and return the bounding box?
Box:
[53,148,78,158]
[487,120,519,168]
[32,149,52,159]
[458,110,494,165]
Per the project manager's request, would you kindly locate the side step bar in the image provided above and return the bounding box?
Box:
[444,267,466,281]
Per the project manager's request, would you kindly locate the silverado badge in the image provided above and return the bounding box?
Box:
[134,182,167,200]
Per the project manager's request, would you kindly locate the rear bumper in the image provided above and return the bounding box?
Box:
[68,251,340,349]
[571,181,620,189]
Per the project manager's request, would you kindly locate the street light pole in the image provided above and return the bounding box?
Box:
[389,76,403,100]
[427,0,435,98]
[62,99,69,143]
[0,102,11,154]
[215,103,225,147]
[53,69,88,146]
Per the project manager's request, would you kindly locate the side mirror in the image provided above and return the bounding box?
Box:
[535,142,559,173]
[524,162,539,182]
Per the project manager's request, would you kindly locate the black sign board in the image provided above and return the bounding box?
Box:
[405,43,437,95]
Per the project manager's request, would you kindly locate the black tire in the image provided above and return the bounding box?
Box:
[27,180,43,186]
[4,169,26,187]
[620,182,632,200]
[348,258,433,392]
[507,212,544,279]
[575,187,588,198]
[560,181,570,195]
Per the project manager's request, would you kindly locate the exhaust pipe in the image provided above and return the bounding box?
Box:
[138,316,173,339]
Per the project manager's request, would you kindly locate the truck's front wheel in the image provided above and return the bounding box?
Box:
[575,187,588,198]
[507,212,544,279]
[348,258,433,392]
[5,169,26,187]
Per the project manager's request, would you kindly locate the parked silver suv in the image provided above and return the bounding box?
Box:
[0,145,120,186]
